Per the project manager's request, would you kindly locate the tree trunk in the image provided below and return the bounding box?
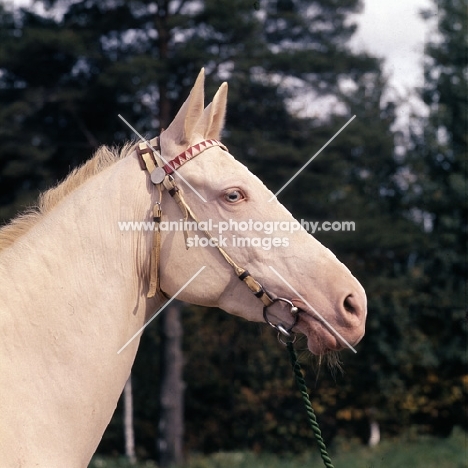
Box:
[368,420,380,447]
[158,302,184,467]
[156,0,171,130]
[155,4,184,466]
[123,376,137,464]
[367,407,380,447]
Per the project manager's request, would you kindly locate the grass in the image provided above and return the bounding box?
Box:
[90,427,466,468]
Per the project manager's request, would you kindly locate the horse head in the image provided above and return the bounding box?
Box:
[154,69,366,355]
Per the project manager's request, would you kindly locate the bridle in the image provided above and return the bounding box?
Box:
[137,137,338,466]
[135,136,299,340]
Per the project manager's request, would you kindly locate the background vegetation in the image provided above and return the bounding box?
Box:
[90,427,467,468]
[0,0,465,465]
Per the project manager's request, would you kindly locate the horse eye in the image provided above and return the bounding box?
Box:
[224,190,244,203]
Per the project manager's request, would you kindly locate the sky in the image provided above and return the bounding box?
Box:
[351,0,432,92]
[11,0,433,125]
[350,0,433,123]
[12,0,433,87]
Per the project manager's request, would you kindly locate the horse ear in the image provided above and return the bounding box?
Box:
[162,68,205,146]
[198,82,228,140]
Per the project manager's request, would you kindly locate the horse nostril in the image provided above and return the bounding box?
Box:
[344,294,358,315]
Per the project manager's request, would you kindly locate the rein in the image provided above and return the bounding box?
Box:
[286,341,335,468]
[136,137,335,467]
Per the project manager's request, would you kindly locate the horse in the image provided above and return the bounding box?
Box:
[0,69,366,467]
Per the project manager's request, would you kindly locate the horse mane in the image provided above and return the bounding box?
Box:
[0,142,136,253]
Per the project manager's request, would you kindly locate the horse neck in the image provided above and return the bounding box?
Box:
[0,152,161,467]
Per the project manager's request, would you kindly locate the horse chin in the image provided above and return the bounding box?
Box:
[294,309,344,356]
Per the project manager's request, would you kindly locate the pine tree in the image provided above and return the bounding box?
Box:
[0,0,426,457]
[405,0,467,434]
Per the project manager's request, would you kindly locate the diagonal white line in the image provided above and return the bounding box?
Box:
[268,115,356,202]
[268,266,357,353]
[118,114,207,202]
[117,266,206,354]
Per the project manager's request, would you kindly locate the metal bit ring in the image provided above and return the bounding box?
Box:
[263,297,299,341]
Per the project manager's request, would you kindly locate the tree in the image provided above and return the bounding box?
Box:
[123,377,137,465]
[2,0,440,459]
[0,1,143,221]
[158,303,184,467]
[405,0,467,434]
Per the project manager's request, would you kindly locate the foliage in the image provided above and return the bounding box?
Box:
[90,457,157,468]
[0,0,465,460]
[404,0,468,434]
[89,427,467,467]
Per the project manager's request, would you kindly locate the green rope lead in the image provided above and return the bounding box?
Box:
[286,341,335,468]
